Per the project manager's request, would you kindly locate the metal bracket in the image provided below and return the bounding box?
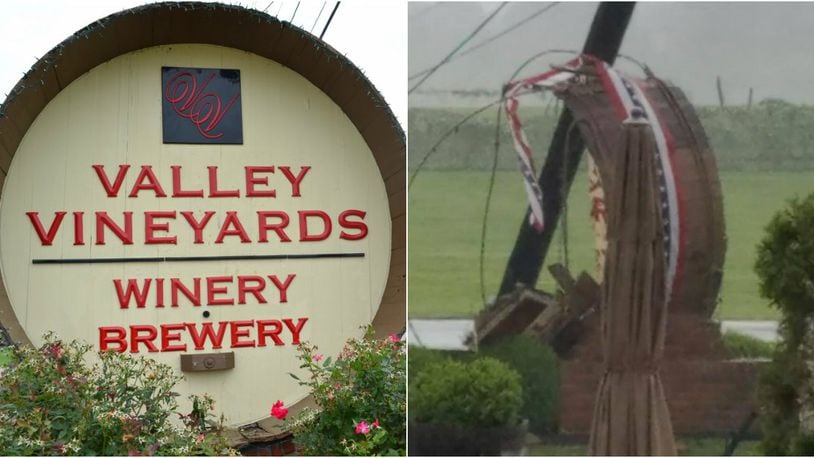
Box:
[180,352,235,372]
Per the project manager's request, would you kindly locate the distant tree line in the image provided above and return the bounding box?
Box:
[409,99,814,172]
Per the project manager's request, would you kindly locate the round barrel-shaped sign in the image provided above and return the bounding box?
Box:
[0,4,404,426]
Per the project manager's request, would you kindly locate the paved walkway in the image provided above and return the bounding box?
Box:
[719,320,778,342]
[408,318,779,350]
[408,319,476,351]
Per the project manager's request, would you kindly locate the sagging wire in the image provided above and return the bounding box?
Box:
[320,2,340,40]
[409,2,508,94]
[416,48,652,318]
[408,85,547,190]
[409,2,441,20]
[507,49,650,84]
[310,2,327,35]
[409,100,502,190]
[410,2,561,82]
[478,105,504,306]
[290,1,300,23]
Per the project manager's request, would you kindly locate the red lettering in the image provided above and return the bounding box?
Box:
[215,212,251,243]
[257,211,291,242]
[113,278,152,309]
[92,164,130,197]
[145,211,177,244]
[283,318,308,344]
[208,166,239,197]
[171,165,204,197]
[338,209,369,240]
[101,317,309,352]
[181,211,216,244]
[26,211,66,246]
[245,166,277,197]
[267,274,295,303]
[207,276,234,305]
[187,321,228,350]
[238,276,267,304]
[73,212,85,246]
[257,320,284,346]
[230,320,256,348]
[130,325,159,353]
[155,278,165,308]
[99,326,127,352]
[298,210,331,241]
[279,166,310,197]
[96,212,134,245]
[128,166,167,198]
[160,323,187,352]
[171,278,202,306]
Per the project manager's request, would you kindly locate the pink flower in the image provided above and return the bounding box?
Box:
[313,354,323,362]
[197,434,205,443]
[372,419,380,429]
[270,400,288,420]
[355,421,370,434]
[389,334,400,343]
[55,347,64,358]
[52,442,65,454]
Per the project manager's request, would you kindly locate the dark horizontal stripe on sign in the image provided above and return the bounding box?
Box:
[32,252,366,265]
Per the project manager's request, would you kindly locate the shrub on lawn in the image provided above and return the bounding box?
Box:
[409,356,522,427]
[755,192,814,455]
[285,328,406,456]
[0,333,234,456]
[408,356,524,455]
[407,346,449,380]
[481,335,560,435]
[722,331,775,359]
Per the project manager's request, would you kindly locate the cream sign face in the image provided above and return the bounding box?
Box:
[0,44,392,425]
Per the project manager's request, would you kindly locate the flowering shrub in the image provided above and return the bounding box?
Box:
[0,333,235,456]
[284,327,406,455]
[270,400,288,420]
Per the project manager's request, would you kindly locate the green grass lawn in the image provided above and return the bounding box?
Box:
[528,437,761,456]
[409,170,813,320]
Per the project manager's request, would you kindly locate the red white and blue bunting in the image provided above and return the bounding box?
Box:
[503,55,683,298]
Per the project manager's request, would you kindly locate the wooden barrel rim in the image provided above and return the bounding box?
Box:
[558,71,726,318]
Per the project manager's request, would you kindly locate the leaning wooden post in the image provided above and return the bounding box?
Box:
[716,76,726,108]
[498,2,636,296]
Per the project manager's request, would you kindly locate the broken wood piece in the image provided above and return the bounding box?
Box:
[472,264,601,352]
[473,284,555,346]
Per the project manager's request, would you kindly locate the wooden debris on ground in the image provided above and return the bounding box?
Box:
[471,263,600,354]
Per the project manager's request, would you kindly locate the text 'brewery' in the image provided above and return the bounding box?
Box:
[23,163,372,353]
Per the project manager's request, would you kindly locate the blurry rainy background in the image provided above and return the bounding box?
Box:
[408,1,814,323]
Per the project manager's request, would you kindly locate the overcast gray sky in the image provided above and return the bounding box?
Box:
[409,2,814,107]
[0,0,406,125]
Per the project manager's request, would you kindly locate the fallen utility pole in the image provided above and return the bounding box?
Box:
[498,2,636,296]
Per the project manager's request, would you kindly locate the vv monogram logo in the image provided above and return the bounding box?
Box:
[161,67,243,144]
